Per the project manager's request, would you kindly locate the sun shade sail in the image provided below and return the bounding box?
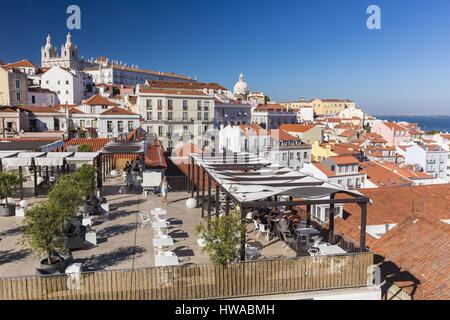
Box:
[101,141,146,154]
[190,152,365,203]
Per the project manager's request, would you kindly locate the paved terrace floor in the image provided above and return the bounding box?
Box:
[0,177,298,278]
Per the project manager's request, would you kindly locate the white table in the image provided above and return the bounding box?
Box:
[153,238,174,247]
[155,255,179,267]
[152,221,169,229]
[296,227,320,246]
[318,245,346,256]
[152,209,167,216]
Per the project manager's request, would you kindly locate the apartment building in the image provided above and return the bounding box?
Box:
[279,124,323,144]
[40,66,92,105]
[404,143,449,183]
[301,156,367,189]
[304,99,355,116]
[64,94,140,139]
[136,86,215,150]
[251,104,297,129]
[219,124,312,171]
[372,121,411,147]
[0,65,28,106]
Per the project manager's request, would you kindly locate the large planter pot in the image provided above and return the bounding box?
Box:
[0,204,16,217]
[39,256,64,274]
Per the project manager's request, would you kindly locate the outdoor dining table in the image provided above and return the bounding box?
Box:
[152,221,169,229]
[152,209,167,216]
[155,255,179,267]
[153,237,174,247]
[295,227,321,245]
[317,244,347,256]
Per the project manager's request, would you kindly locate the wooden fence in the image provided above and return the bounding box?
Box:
[0,253,373,300]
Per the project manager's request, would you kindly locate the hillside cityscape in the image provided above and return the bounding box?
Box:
[0,7,448,304]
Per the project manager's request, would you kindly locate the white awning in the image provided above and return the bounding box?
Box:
[66,152,100,165]
[0,152,19,159]
[2,157,32,168]
[17,152,45,158]
[34,157,64,166]
[191,152,366,204]
[46,152,74,158]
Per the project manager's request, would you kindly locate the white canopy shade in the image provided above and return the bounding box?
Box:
[191,152,366,204]
[2,157,32,168]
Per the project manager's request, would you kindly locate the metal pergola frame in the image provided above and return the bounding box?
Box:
[186,152,370,261]
[0,152,103,199]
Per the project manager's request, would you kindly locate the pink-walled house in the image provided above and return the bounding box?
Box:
[372,121,411,147]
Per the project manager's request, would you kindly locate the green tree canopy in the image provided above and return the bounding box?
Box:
[0,171,21,204]
[196,211,246,266]
[22,202,67,264]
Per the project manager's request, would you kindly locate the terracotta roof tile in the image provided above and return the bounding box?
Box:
[83,94,120,106]
[279,124,316,133]
[100,106,139,116]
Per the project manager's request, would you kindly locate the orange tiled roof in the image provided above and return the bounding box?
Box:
[370,216,450,300]
[100,106,139,116]
[64,138,111,152]
[139,88,209,96]
[240,124,268,136]
[383,121,408,132]
[255,104,289,111]
[313,162,335,177]
[279,124,316,133]
[146,80,227,91]
[329,156,359,165]
[3,59,38,70]
[335,184,450,240]
[269,129,300,142]
[17,106,62,114]
[359,161,413,188]
[83,94,120,106]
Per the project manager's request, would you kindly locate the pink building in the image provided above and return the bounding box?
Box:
[372,121,411,147]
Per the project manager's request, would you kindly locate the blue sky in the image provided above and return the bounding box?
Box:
[1,0,449,115]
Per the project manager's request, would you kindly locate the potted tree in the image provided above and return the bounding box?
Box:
[22,202,69,274]
[196,211,246,266]
[0,171,21,217]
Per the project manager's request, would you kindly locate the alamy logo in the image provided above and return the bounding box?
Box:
[367,5,382,30]
[66,5,81,30]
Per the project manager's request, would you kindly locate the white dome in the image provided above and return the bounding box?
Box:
[233,73,249,95]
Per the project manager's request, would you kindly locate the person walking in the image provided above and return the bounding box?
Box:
[160,176,170,204]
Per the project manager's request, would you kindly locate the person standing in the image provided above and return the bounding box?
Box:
[160,176,170,204]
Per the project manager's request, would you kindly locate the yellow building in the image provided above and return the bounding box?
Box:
[0,66,28,106]
[307,99,355,116]
[311,141,337,162]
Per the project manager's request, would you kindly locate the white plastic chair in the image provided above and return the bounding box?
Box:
[139,212,152,228]
[281,231,297,251]
[256,223,271,242]
[252,219,259,233]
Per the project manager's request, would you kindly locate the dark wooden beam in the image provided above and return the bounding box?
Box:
[196,163,200,207]
[19,166,23,200]
[360,202,368,252]
[187,156,191,194]
[207,175,212,223]
[191,156,195,199]
[201,166,206,218]
[215,186,220,217]
[241,196,370,208]
[329,194,335,244]
[240,207,247,261]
